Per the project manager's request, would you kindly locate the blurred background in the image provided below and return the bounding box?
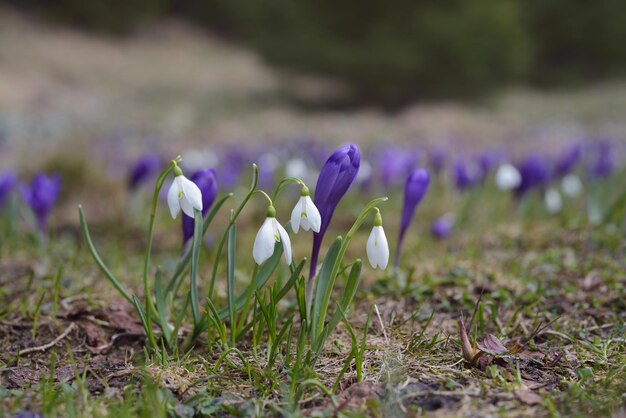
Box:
[0,1,625,169]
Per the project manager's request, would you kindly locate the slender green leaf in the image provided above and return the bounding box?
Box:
[78,206,132,304]
[154,268,171,346]
[190,209,204,329]
[311,237,342,343]
[315,260,362,353]
[227,214,237,346]
[166,193,233,294]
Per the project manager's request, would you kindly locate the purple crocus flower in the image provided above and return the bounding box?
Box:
[20,173,62,231]
[128,153,163,190]
[395,169,430,268]
[431,214,454,240]
[310,144,360,278]
[514,155,552,197]
[181,168,218,245]
[0,170,17,210]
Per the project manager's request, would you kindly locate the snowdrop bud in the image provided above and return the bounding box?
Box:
[495,163,522,191]
[366,211,389,270]
[253,205,292,265]
[545,188,562,214]
[290,185,322,234]
[167,164,203,219]
[561,174,583,197]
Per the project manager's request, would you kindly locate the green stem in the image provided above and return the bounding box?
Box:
[272,177,305,201]
[143,158,180,350]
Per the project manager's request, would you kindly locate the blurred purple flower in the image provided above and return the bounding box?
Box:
[475,151,504,181]
[128,154,163,190]
[310,144,360,278]
[452,158,481,191]
[377,147,417,188]
[13,411,43,418]
[182,168,218,245]
[555,144,581,177]
[431,214,454,240]
[219,150,247,189]
[514,155,552,197]
[0,170,18,209]
[429,149,447,174]
[586,141,614,179]
[20,173,61,231]
[396,169,430,268]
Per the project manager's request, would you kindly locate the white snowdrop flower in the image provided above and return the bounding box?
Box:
[366,211,389,270]
[561,174,583,197]
[545,188,562,214]
[253,206,292,265]
[167,165,203,219]
[285,158,308,179]
[291,185,322,233]
[495,163,521,191]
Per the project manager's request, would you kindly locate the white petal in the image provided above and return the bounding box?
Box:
[181,176,203,211]
[290,198,303,234]
[304,196,321,232]
[167,180,181,219]
[253,218,276,265]
[366,226,389,269]
[274,218,292,265]
[180,194,195,218]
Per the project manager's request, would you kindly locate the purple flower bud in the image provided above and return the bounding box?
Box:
[431,214,454,239]
[182,168,218,245]
[514,155,552,197]
[128,154,163,190]
[20,173,62,231]
[0,170,18,210]
[396,169,430,267]
[310,144,360,278]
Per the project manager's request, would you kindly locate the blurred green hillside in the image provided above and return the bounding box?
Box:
[3,0,626,104]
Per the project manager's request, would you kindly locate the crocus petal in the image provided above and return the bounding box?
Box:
[273,219,292,265]
[253,218,276,265]
[167,180,181,219]
[290,198,303,234]
[181,176,203,212]
[366,225,389,269]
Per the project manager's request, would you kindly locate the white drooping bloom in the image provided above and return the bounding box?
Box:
[561,174,583,197]
[253,207,292,265]
[167,168,203,219]
[495,163,521,190]
[366,211,389,270]
[545,188,563,214]
[291,186,322,233]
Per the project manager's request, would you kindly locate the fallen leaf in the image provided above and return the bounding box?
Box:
[477,334,508,356]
